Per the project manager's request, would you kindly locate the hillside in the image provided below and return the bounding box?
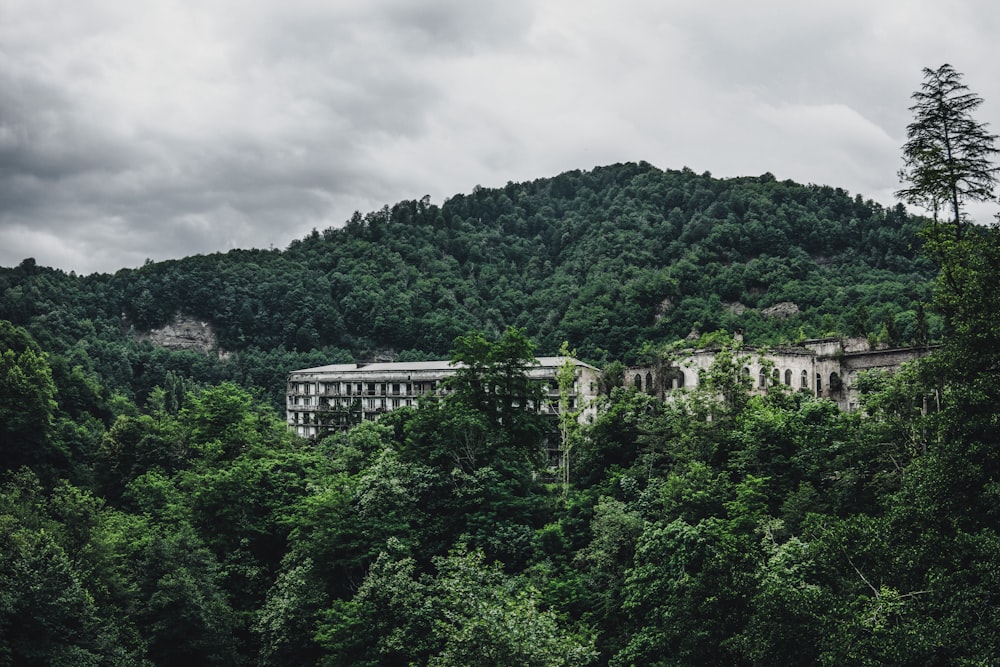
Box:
[5,159,1000,664]
[0,162,937,407]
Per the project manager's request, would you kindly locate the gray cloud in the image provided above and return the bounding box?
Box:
[2,0,999,274]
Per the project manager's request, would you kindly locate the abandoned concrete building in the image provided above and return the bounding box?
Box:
[287,338,933,437]
[286,357,601,439]
[626,337,934,412]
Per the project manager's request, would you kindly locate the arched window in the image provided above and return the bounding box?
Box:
[784,369,792,385]
[759,369,767,388]
[646,372,654,394]
[634,374,642,391]
[773,368,780,385]
[816,373,822,394]
[801,370,808,388]
[830,372,842,392]
[664,367,685,391]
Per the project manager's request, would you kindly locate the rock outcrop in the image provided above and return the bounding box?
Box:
[134,315,221,355]
[761,301,800,319]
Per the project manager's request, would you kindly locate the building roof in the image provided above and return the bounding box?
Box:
[290,356,599,375]
[293,360,455,374]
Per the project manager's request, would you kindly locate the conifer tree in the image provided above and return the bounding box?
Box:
[897,63,999,239]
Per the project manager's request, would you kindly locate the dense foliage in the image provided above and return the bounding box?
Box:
[7,148,999,663]
[1,235,999,663]
[0,163,937,411]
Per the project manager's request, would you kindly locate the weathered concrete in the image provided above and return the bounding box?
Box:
[628,337,936,412]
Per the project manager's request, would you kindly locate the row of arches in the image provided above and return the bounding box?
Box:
[633,367,686,394]
[632,367,842,395]
[749,367,841,394]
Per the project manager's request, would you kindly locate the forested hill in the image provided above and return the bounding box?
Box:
[9,160,1000,665]
[0,162,935,406]
[281,162,934,357]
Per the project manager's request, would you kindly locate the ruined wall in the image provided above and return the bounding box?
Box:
[627,339,935,411]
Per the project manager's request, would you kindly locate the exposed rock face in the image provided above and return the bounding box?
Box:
[724,302,747,315]
[655,297,674,321]
[761,301,800,319]
[135,315,220,355]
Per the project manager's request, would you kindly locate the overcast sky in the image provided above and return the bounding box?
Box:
[3,1,999,274]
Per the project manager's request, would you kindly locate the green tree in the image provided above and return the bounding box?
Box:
[699,342,752,414]
[316,547,597,666]
[127,521,239,665]
[573,496,644,660]
[254,554,327,666]
[897,63,999,237]
[429,549,597,667]
[616,510,760,666]
[0,516,111,665]
[598,360,625,395]
[0,324,59,473]
[448,326,545,449]
[0,470,143,665]
[574,388,662,489]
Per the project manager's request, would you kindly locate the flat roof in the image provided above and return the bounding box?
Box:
[290,356,598,375]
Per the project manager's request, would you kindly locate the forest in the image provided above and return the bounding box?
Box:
[0,162,939,413]
[2,64,999,665]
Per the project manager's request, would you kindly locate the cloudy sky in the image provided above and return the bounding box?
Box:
[3,1,999,274]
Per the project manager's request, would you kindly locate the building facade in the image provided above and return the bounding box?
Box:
[288,340,933,438]
[627,337,935,411]
[286,357,601,438]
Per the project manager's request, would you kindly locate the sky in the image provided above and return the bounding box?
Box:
[3,0,1000,275]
